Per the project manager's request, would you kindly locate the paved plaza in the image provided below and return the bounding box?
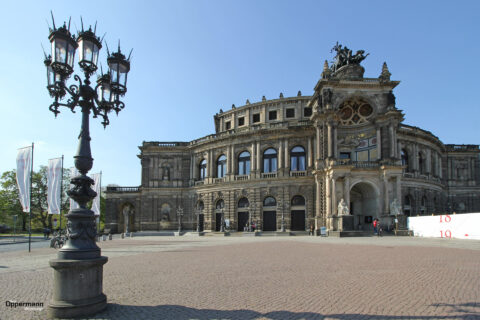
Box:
[1,235,479,320]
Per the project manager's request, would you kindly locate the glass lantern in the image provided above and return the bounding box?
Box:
[96,74,113,107]
[48,24,78,77]
[107,50,130,95]
[78,28,102,74]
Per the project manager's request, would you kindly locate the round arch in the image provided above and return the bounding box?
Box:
[348,180,380,231]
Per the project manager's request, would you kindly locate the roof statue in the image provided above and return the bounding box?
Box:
[330,42,369,73]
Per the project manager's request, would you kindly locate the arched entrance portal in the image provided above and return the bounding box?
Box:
[290,195,306,231]
[350,182,378,231]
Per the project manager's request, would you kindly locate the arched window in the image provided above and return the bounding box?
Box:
[263,196,276,207]
[217,155,227,178]
[431,154,437,176]
[216,199,224,210]
[418,152,425,174]
[291,195,306,206]
[401,149,409,171]
[290,146,306,171]
[199,159,207,180]
[421,196,427,215]
[263,148,277,173]
[404,195,412,216]
[238,151,251,175]
[238,198,249,208]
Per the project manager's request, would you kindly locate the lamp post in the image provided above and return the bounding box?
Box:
[277,201,289,232]
[177,206,184,233]
[44,17,130,319]
[220,208,225,232]
[195,208,201,232]
[249,202,257,232]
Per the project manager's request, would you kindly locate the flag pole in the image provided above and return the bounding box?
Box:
[28,142,34,253]
[60,155,64,233]
[97,171,102,234]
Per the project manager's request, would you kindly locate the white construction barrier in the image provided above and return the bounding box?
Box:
[408,213,480,240]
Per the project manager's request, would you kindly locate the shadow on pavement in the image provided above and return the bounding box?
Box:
[87,303,480,319]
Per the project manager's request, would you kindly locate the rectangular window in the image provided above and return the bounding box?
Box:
[269,110,277,120]
[238,117,245,126]
[286,108,295,118]
[304,107,312,117]
[225,121,231,130]
[252,113,260,123]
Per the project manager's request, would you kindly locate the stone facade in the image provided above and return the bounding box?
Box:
[105,53,480,234]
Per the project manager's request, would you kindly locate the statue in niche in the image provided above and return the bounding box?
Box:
[338,198,349,216]
[162,166,170,181]
[390,198,402,216]
[122,204,133,233]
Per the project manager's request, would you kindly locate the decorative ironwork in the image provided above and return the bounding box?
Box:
[44,16,131,259]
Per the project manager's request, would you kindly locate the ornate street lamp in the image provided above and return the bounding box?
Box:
[177,206,184,233]
[44,16,131,319]
[220,207,225,232]
[249,202,257,232]
[277,201,289,232]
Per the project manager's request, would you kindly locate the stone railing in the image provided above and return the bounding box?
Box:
[214,177,225,183]
[235,175,250,181]
[353,161,380,168]
[445,144,479,152]
[290,170,307,177]
[194,180,205,186]
[261,172,277,179]
[142,141,188,147]
[106,186,140,193]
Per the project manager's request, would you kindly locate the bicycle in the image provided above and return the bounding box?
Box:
[50,229,67,249]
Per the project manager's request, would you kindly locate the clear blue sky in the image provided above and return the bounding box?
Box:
[0,0,479,187]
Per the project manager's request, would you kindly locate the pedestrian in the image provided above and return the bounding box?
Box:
[373,218,378,235]
[309,223,314,236]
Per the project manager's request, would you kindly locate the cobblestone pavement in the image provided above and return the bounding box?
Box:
[1,236,479,320]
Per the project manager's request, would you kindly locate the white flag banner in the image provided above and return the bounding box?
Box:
[91,173,101,216]
[47,158,63,214]
[16,147,32,213]
[69,167,80,210]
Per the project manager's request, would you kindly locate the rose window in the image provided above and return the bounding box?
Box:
[338,98,373,125]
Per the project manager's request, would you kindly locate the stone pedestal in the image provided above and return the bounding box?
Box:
[48,256,108,319]
[339,215,354,231]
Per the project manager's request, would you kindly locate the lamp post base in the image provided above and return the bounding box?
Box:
[48,256,108,319]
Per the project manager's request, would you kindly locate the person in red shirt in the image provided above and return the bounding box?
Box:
[373,218,378,235]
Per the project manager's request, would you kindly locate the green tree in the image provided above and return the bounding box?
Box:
[0,170,26,231]
[0,167,72,232]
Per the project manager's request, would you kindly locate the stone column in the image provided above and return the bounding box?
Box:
[344,175,350,208]
[284,139,289,171]
[389,123,395,158]
[191,154,196,181]
[326,176,331,217]
[256,142,261,176]
[316,125,321,161]
[384,175,389,215]
[333,125,338,159]
[376,126,382,160]
[278,140,283,172]
[226,146,231,177]
[315,175,322,229]
[331,177,337,216]
[208,150,213,180]
[307,137,312,168]
[426,149,431,174]
[251,142,256,172]
[396,175,401,203]
[327,122,333,158]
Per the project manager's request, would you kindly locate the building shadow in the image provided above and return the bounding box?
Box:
[84,303,480,320]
